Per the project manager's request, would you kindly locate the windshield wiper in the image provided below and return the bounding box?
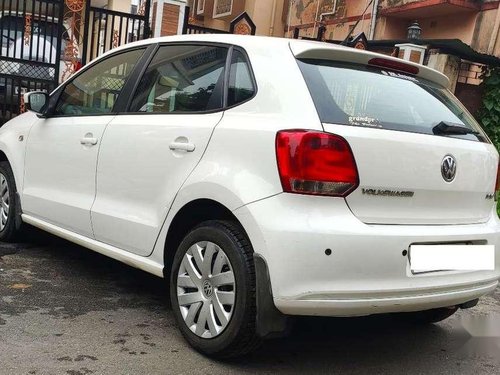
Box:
[432,121,480,136]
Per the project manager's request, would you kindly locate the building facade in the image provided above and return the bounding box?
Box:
[285,0,500,114]
[286,1,500,56]
[151,0,287,37]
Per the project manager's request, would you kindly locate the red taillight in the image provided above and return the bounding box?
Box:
[368,57,419,75]
[276,130,359,197]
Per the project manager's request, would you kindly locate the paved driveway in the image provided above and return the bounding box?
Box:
[1,228,499,374]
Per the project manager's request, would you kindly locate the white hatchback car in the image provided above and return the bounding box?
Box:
[0,35,499,358]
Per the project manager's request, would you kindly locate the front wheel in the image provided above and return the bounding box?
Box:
[0,161,22,242]
[170,220,261,358]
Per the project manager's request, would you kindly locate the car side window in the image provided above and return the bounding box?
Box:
[227,50,255,107]
[129,45,228,113]
[54,48,144,116]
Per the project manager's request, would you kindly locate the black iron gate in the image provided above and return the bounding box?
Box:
[82,1,151,65]
[182,7,256,36]
[0,0,151,125]
[0,0,64,125]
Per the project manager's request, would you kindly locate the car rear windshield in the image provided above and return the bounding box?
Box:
[298,59,487,143]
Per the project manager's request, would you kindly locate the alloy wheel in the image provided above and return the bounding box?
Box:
[0,173,9,231]
[176,241,236,339]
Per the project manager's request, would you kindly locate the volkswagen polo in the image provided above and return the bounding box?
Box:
[0,35,498,358]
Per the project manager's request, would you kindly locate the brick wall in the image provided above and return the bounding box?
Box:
[152,2,158,35]
[161,3,180,36]
[458,61,485,86]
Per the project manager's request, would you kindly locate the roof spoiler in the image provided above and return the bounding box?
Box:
[289,40,450,88]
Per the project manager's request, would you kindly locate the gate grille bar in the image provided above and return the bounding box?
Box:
[82,4,151,65]
[0,0,62,125]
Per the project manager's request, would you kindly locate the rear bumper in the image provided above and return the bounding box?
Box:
[275,280,498,316]
[235,193,500,317]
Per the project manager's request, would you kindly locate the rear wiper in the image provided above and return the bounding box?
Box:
[432,121,480,136]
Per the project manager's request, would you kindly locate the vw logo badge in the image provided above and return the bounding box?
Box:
[441,155,457,182]
[202,280,213,298]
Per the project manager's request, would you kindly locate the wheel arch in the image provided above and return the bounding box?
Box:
[163,198,251,280]
[0,148,18,191]
[0,148,24,234]
[0,150,9,164]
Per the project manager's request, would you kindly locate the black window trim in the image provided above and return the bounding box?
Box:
[45,45,152,118]
[112,43,158,112]
[225,46,258,112]
[121,41,258,116]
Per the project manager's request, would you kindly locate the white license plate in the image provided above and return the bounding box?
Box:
[410,245,495,273]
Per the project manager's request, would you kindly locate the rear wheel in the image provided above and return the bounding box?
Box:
[170,220,260,358]
[0,161,22,242]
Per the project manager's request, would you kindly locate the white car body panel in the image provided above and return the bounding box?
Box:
[324,123,498,224]
[91,112,223,255]
[168,36,323,211]
[0,111,38,192]
[23,116,113,237]
[234,193,500,316]
[0,35,497,319]
[22,214,163,277]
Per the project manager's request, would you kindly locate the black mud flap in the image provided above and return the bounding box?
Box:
[254,254,291,338]
[15,192,23,230]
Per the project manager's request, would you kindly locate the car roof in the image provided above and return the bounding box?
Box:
[103,34,450,88]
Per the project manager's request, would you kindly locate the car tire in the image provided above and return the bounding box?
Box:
[400,306,459,324]
[0,161,22,242]
[170,220,261,358]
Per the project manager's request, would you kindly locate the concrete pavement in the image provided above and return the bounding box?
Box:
[1,228,499,374]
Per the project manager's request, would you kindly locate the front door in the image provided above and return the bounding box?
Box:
[22,48,145,237]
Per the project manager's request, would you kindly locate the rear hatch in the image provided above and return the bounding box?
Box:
[293,42,498,225]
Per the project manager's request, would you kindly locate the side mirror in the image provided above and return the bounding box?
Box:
[23,91,49,114]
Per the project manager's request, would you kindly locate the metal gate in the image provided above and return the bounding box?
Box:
[0,0,64,125]
[182,7,256,36]
[0,0,151,126]
[81,0,151,65]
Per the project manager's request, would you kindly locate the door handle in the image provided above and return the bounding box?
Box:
[169,141,195,152]
[80,137,98,146]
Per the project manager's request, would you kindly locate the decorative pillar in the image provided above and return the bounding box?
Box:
[61,0,86,82]
[427,52,461,93]
[395,43,427,65]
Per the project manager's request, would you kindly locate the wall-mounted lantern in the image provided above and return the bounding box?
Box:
[407,21,422,40]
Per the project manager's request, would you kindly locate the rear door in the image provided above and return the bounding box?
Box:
[297,59,498,225]
[91,44,229,255]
